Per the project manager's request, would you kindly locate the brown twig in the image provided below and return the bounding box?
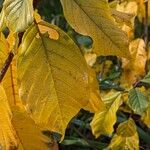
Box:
[144,0,149,51]
[0,52,14,83]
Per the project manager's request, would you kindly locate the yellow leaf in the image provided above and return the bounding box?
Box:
[105,118,139,150]
[111,9,134,27]
[121,39,147,88]
[116,1,138,16]
[0,32,20,106]
[116,1,138,39]
[0,86,17,150]
[137,0,150,24]
[34,12,59,40]
[1,0,34,32]
[84,68,104,113]
[84,53,97,67]
[0,33,9,67]
[60,0,130,58]
[2,58,20,106]
[34,11,42,23]
[12,106,51,150]
[17,21,89,140]
[6,32,16,50]
[91,91,122,138]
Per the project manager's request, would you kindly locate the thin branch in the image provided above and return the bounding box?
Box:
[0,52,14,83]
[0,33,19,83]
[144,0,149,51]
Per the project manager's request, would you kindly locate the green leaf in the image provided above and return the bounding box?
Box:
[60,0,130,58]
[141,71,150,84]
[1,0,34,32]
[127,88,149,115]
[91,91,122,138]
[12,106,51,150]
[62,137,107,149]
[105,118,139,150]
[17,21,89,140]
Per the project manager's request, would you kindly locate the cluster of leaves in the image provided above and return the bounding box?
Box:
[0,0,150,150]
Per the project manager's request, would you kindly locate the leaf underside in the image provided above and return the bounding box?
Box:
[2,0,34,32]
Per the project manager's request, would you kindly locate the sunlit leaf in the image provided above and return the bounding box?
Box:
[0,86,17,150]
[12,106,51,150]
[84,53,97,67]
[116,1,138,39]
[105,118,139,150]
[1,0,34,32]
[111,9,134,27]
[2,58,20,106]
[0,32,20,106]
[91,91,122,138]
[84,68,104,113]
[137,0,150,24]
[0,33,8,67]
[121,39,147,88]
[127,88,149,115]
[17,21,89,140]
[60,0,130,58]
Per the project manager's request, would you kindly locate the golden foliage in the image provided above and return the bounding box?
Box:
[17,21,89,140]
[12,106,51,150]
[84,68,104,113]
[121,39,147,87]
[91,91,122,138]
[60,0,130,58]
[106,119,139,150]
[0,86,17,150]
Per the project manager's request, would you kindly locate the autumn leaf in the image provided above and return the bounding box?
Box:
[0,33,9,67]
[111,9,134,27]
[121,39,147,87]
[12,106,51,150]
[0,86,17,150]
[84,53,97,67]
[84,68,104,113]
[91,91,122,138]
[17,21,89,140]
[0,32,20,106]
[0,0,34,32]
[60,0,130,58]
[2,59,20,106]
[105,118,139,150]
[137,0,150,24]
[116,1,138,39]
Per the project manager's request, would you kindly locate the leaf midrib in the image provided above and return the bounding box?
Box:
[36,25,65,132]
[72,0,125,52]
